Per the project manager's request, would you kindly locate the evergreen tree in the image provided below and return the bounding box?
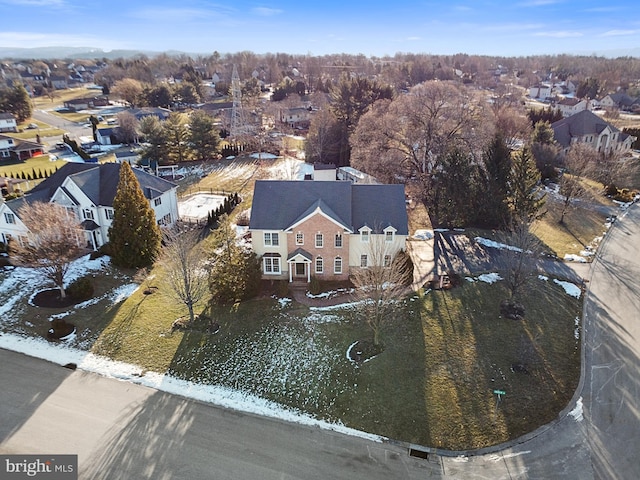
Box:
[509,147,546,225]
[189,110,220,161]
[108,163,162,268]
[478,134,512,228]
[208,214,261,304]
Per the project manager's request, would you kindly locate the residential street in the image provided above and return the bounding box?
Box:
[0,204,638,479]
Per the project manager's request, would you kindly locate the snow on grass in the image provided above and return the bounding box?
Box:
[538,275,549,281]
[564,254,588,263]
[0,329,382,443]
[250,152,278,159]
[413,229,434,240]
[306,288,354,299]
[266,157,308,180]
[477,273,503,284]
[475,237,523,252]
[554,279,582,298]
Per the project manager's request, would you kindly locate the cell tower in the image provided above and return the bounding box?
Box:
[230,64,245,138]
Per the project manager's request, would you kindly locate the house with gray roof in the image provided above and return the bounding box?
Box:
[0,163,178,250]
[0,113,18,133]
[249,180,408,282]
[551,110,636,155]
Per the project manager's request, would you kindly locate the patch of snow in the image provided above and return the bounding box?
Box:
[569,397,583,421]
[554,279,582,298]
[433,228,449,232]
[564,254,587,263]
[475,237,523,252]
[465,277,475,282]
[0,332,384,443]
[250,152,278,159]
[538,275,549,281]
[477,273,503,284]
[277,297,292,308]
[413,229,434,240]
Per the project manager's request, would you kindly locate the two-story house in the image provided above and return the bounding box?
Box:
[249,180,408,282]
[0,163,178,250]
[0,113,18,133]
[551,110,636,155]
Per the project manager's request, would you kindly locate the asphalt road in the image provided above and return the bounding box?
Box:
[0,350,440,479]
[1,204,638,480]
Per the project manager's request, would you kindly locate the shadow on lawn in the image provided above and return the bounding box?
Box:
[423,278,582,450]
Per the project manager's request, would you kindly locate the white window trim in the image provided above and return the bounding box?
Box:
[264,232,280,247]
[360,227,371,243]
[334,256,342,274]
[315,256,323,274]
[335,233,343,248]
[296,232,304,245]
[263,256,281,275]
[315,233,323,248]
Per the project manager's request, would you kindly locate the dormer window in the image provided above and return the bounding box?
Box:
[384,226,397,243]
[360,227,371,243]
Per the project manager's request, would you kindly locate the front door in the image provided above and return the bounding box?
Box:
[295,262,306,277]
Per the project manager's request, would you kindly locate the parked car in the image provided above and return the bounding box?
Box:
[26,123,38,129]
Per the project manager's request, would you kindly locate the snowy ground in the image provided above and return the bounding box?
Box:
[178,193,227,220]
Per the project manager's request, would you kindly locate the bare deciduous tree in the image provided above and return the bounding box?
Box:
[11,201,84,299]
[350,237,411,346]
[116,111,139,145]
[160,230,210,325]
[558,143,597,224]
[499,221,542,302]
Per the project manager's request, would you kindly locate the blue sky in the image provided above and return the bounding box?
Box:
[0,0,639,57]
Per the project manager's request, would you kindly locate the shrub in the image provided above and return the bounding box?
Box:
[309,276,321,295]
[66,276,94,301]
[276,280,290,297]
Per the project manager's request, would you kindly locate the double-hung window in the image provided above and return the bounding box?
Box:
[335,233,342,248]
[264,232,279,247]
[315,233,323,248]
[315,256,324,274]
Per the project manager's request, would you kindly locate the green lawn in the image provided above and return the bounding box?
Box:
[85,267,580,450]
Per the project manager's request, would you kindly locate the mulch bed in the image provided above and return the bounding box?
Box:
[31,289,79,308]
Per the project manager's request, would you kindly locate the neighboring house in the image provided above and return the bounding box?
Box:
[0,113,18,133]
[599,92,640,112]
[0,135,43,161]
[128,107,171,121]
[114,150,139,165]
[528,84,552,100]
[551,110,637,154]
[63,96,110,111]
[249,180,408,282]
[280,107,311,128]
[0,163,178,249]
[49,75,68,89]
[556,98,587,117]
[312,163,337,181]
[96,127,117,145]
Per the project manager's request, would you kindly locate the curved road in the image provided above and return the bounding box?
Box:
[0,205,638,479]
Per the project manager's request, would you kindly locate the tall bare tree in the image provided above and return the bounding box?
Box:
[350,237,411,346]
[116,111,139,145]
[499,221,542,302]
[11,201,83,299]
[558,143,597,224]
[160,230,209,325]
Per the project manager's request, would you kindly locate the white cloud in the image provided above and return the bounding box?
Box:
[406,36,421,41]
[533,30,583,38]
[600,29,640,37]
[0,31,126,49]
[252,7,283,16]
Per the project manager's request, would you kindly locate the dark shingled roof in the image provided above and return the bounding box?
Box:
[551,110,620,148]
[8,162,176,210]
[249,180,408,235]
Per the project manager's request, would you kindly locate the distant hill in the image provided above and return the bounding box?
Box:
[0,46,191,60]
